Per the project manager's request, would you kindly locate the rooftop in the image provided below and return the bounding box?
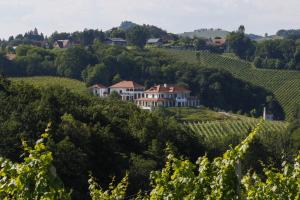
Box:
[145,84,190,93]
[90,84,107,89]
[109,80,144,88]
[147,38,161,43]
[107,38,127,42]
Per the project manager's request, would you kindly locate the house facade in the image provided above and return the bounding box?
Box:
[109,81,145,101]
[135,84,200,110]
[89,84,108,97]
[53,40,72,48]
[105,38,127,46]
[146,38,162,46]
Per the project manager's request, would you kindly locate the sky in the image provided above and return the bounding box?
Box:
[1,0,300,39]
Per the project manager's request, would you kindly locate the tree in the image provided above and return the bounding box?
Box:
[82,63,112,86]
[126,26,149,48]
[194,38,207,50]
[238,25,245,34]
[226,26,255,60]
[0,129,70,199]
[110,28,126,39]
[55,46,94,79]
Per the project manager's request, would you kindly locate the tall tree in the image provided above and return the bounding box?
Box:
[126,26,149,48]
[226,26,255,60]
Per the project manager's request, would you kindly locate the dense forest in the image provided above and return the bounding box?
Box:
[0,78,299,199]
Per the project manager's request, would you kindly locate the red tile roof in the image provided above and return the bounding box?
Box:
[145,84,190,93]
[90,84,107,89]
[109,81,144,88]
[212,38,226,46]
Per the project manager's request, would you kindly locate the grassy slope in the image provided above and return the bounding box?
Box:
[166,107,245,122]
[9,76,88,95]
[157,49,300,120]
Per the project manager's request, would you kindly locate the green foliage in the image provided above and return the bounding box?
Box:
[242,153,300,199]
[89,122,300,200]
[254,39,300,70]
[10,76,88,96]
[89,174,128,200]
[55,46,95,79]
[226,28,255,60]
[126,26,149,48]
[0,130,70,200]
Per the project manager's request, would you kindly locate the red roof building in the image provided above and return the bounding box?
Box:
[135,84,200,110]
[109,81,145,101]
[109,81,144,89]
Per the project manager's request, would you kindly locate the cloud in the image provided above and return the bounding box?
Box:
[0,0,299,38]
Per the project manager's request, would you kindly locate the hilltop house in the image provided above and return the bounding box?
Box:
[53,40,73,48]
[135,84,200,110]
[147,38,162,46]
[89,84,108,97]
[105,38,127,46]
[109,81,145,101]
[90,81,200,109]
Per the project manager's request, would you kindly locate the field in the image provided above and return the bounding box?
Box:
[9,76,88,95]
[157,49,300,120]
[185,118,288,142]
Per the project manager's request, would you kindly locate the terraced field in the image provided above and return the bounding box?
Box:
[184,118,288,142]
[158,49,300,120]
[9,76,88,95]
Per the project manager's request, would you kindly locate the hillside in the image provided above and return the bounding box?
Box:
[9,76,88,95]
[166,107,251,122]
[184,118,288,142]
[156,49,300,120]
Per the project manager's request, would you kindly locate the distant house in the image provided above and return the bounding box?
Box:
[109,80,145,101]
[105,38,127,46]
[89,84,108,97]
[53,40,72,48]
[207,38,226,46]
[5,53,16,61]
[135,84,200,110]
[146,38,162,46]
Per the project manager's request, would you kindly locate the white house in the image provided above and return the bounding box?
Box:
[105,38,127,46]
[135,84,200,110]
[109,81,145,101]
[89,84,108,97]
[53,40,73,48]
[147,38,162,46]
